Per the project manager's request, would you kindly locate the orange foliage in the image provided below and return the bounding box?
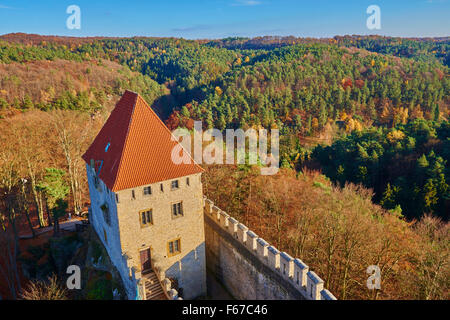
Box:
[341,78,353,89]
[204,165,449,300]
[355,79,365,89]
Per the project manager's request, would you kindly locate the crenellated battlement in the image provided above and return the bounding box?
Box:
[204,197,337,301]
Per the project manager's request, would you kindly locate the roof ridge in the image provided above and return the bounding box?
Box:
[83,90,204,192]
[135,94,204,173]
[111,92,139,191]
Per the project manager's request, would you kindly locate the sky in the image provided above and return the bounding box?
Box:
[0,0,449,39]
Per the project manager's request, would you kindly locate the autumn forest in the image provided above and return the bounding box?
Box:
[0,33,448,300]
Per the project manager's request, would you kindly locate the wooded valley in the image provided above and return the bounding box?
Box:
[0,33,448,299]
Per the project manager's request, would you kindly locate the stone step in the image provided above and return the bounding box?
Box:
[147,292,166,300]
[144,273,158,280]
[141,271,168,300]
[146,286,163,295]
[145,282,161,291]
[144,275,158,281]
[146,287,164,300]
[145,277,158,283]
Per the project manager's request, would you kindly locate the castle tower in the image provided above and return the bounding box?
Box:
[82,90,206,300]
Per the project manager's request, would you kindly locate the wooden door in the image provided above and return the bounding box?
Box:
[140,248,151,274]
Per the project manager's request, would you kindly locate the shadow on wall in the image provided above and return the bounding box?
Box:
[164,242,206,300]
[205,266,235,300]
[203,198,337,300]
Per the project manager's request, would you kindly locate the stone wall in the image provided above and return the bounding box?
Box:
[114,172,206,300]
[86,164,139,300]
[204,198,336,300]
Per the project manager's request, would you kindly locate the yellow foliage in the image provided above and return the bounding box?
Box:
[40,90,51,104]
[244,56,250,63]
[387,130,405,143]
[380,105,391,124]
[345,118,355,133]
[410,105,424,120]
[215,86,223,96]
[371,59,375,67]
[401,107,409,124]
[393,107,409,125]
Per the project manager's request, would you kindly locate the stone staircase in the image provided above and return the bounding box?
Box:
[143,271,167,300]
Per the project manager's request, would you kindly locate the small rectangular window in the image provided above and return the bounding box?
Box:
[172,202,183,217]
[171,180,179,190]
[160,184,164,192]
[140,209,153,227]
[115,194,119,203]
[143,186,151,195]
[186,177,190,186]
[168,238,181,256]
[101,203,110,225]
[103,228,107,243]
[132,189,135,200]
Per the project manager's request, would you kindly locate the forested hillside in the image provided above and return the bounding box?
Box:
[0,59,166,113]
[0,38,168,116]
[313,120,449,220]
[1,33,448,217]
[204,165,449,300]
[208,35,450,66]
[0,33,448,299]
[182,44,447,133]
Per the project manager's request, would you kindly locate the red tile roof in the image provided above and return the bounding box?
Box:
[82,90,203,192]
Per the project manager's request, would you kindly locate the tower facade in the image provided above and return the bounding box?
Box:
[83,90,206,299]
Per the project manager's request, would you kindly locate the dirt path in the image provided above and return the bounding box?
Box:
[19,219,83,239]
